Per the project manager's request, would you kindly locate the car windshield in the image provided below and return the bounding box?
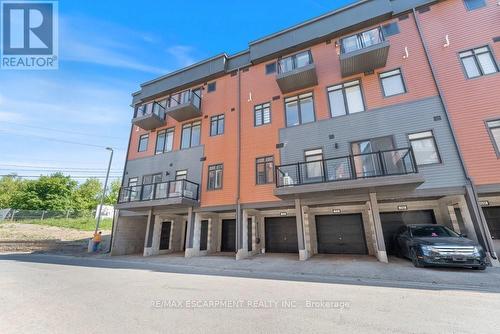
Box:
[411,226,459,238]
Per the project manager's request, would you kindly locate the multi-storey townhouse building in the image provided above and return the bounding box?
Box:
[110,0,500,266]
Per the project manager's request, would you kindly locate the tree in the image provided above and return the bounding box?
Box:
[72,178,102,211]
[10,173,78,210]
[104,179,122,205]
[0,175,23,209]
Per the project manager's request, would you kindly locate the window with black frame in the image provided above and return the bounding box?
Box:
[181,121,201,149]
[459,46,498,79]
[210,114,224,136]
[304,149,324,182]
[256,156,274,184]
[285,92,315,127]
[409,131,441,166]
[487,120,500,156]
[327,80,365,117]
[138,134,149,152]
[207,164,223,190]
[463,0,486,11]
[254,103,271,127]
[380,69,406,97]
[155,128,174,154]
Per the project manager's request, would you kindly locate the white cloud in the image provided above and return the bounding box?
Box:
[0,111,26,122]
[166,45,197,67]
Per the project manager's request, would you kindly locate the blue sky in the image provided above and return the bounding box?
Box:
[0,0,354,182]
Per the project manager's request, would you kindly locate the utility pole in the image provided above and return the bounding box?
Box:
[95,147,113,234]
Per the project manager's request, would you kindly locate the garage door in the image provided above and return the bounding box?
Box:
[221,219,236,252]
[381,210,436,255]
[315,214,367,254]
[483,207,500,239]
[265,217,298,253]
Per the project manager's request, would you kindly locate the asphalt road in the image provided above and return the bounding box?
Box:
[1,254,499,334]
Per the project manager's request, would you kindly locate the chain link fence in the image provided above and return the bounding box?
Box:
[0,209,97,221]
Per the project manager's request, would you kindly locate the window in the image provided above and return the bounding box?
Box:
[327,80,364,117]
[256,156,274,184]
[464,0,486,11]
[143,173,162,185]
[128,177,138,187]
[181,121,201,149]
[254,103,271,126]
[210,114,225,136]
[380,69,406,97]
[138,134,149,152]
[207,82,216,93]
[175,170,188,180]
[487,120,500,156]
[459,46,498,79]
[207,164,223,190]
[285,92,315,127]
[381,22,399,37]
[155,128,174,154]
[341,27,383,53]
[305,149,324,180]
[409,131,441,165]
[265,63,276,75]
[278,50,312,73]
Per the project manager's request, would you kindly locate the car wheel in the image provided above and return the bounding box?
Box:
[411,248,423,268]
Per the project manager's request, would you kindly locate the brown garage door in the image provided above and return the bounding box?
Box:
[381,210,436,255]
[265,217,298,253]
[483,207,500,239]
[315,214,367,254]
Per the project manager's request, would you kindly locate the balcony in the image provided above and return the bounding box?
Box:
[165,89,202,122]
[340,27,390,77]
[117,179,200,210]
[276,50,318,94]
[274,148,424,198]
[132,101,166,131]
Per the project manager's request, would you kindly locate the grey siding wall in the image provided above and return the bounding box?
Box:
[279,96,466,190]
[124,145,204,186]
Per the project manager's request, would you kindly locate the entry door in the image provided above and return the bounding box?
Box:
[315,214,367,254]
[352,137,394,177]
[159,222,171,250]
[483,207,500,239]
[248,218,253,252]
[200,220,208,251]
[265,217,299,253]
[221,219,236,252]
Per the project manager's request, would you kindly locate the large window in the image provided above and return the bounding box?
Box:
[487,120,500,156]
[463,0,486,11]
[254,103,271,127]
[210,114,224,136]
[256,156,274,185]
[459,46,498,79]
[409,131,441,165]
[181,121,201,149]
[155,128,174,154]
[138,134,149,152]
[278,50,312,74]
[327,80,365,117]
[341,27,384,53]
[207,164,223,190]
[304,149,324,180]
[380,69,406,97]
[285,92,315,127]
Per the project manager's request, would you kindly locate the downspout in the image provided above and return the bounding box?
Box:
[412,8,497,260]
[107,122,134,254]
[236,68,242,251]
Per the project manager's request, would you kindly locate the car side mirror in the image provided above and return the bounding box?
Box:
[460,233,467,238]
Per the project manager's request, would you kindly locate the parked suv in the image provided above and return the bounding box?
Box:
[394,224,487,270]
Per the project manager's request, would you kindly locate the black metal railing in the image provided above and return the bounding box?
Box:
[275,147,418,188]
[166,89,201,110]
[277,50,314,74]
[118,179,199,203]
[134,101,166,119]
[340,27,385,54]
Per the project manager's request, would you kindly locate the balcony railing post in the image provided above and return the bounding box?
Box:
[322,159,327,182]
[378,151,386,176]
[139,185,144,201]
[409,147,418,173]
[349,155,357,179]
[152,182,157,200]
[296,162,302,185]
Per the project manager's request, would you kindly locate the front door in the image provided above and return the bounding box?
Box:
[159,221,171,250]
[221,219,236,252]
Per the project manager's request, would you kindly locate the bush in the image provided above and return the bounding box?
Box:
[3,217,113,231]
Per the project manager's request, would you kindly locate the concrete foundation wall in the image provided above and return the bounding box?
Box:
[111,215,148,256]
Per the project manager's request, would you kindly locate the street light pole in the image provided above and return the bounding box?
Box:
[94,147,114,234]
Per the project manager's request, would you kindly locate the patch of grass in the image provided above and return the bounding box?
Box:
[4,217,113,231]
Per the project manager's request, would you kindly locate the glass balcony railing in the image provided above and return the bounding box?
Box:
[118,179,199,203]
[340,27,385,54]
[275,148,418,188]
[277,50,314,74]
[134,101,166,119]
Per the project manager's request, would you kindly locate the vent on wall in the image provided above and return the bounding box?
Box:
[398,14,409,21]
[493,36,500,43]
[276,143,284,149]
[418,5,431,13]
